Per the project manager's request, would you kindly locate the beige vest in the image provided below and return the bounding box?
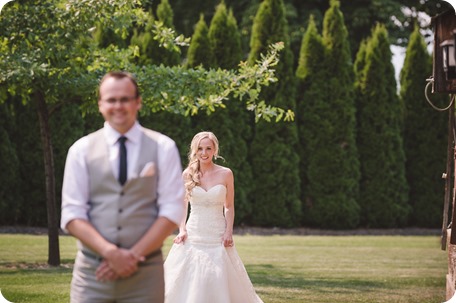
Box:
[78,128,160,255]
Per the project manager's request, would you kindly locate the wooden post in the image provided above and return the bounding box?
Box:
[450,99,456,245]
[443,100,454,249]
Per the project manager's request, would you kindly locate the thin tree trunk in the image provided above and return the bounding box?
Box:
[35,90,60,266]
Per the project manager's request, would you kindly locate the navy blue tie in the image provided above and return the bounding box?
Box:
[118,136,127,185]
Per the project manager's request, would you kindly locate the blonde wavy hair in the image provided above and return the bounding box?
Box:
[184,131,221,201]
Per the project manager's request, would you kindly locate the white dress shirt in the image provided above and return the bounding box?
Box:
[61,121,185,231]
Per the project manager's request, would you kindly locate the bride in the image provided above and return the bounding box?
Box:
[164,131,263,303]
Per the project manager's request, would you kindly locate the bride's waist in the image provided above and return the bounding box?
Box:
[187,216,225,233]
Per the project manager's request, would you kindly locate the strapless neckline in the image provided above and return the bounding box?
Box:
[194,184,226,192]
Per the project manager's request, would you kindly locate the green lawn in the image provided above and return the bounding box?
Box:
[0,234,448,303]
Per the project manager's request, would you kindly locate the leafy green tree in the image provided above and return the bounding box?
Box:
[186,14,214,68]
[138,0,189,161]
[354,24,410,228]
[247,0,301,227]
[1,0,289,265]
[401,25,447,227]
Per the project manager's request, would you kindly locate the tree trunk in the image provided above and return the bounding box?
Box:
[35,90,60,266]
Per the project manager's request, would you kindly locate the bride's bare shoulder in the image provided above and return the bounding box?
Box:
[215,165,233,179]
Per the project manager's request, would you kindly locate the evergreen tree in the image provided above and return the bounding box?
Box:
[155,0,181,66]
[354,24,410,227]
[295,16,327,226]
[247,0,301,227]
[130,0,180,66]
[208,3,242,68]
[186,14,213,68]
[139,112,193,164]
[136,0,190,160]
[193,2,253,224]
[401,25,447,227]
[296,0,360,229]
[92,23,130,49]
[156,0,173,27]
[130,11,157,66]
[320,0,360,228]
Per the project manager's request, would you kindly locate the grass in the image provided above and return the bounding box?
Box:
[0,233,448,303]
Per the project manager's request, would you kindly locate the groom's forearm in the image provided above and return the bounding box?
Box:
[131,216,178,257]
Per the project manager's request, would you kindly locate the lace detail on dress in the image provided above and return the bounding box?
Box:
[164,184,263,303]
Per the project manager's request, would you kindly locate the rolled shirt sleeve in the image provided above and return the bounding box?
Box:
[60,137,91,232]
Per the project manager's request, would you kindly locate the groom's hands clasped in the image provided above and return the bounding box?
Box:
[96,247,144,282]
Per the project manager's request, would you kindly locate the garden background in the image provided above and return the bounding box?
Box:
[0,0,452,237]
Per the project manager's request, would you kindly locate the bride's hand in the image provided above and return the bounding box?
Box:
[173,231,187,244]
[222,231,234,247]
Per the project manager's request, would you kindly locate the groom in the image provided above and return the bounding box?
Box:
[61,71,185,302]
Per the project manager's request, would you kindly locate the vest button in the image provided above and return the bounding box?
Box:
[119,208,123,213]
[117,226,122,231]
[120,191,124,196]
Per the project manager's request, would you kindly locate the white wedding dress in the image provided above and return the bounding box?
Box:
[164,184,263,303]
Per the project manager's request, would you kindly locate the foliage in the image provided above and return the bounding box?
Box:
[248,0,301,227]
[0,102,21,225]
[9,100,46,226]
[153,0,183,65]
[400,25,447,228]
[0,0,290,267]
[186,14,214,68]
[295,16,326,225]
[129,11,159,66]
[354,24,410,228]
[0,0,449,231]
[208,3,242,69]
[319,0,360,228]
[297,1,360,229]
[193,1,254,224]
[136,0,192,163]
[49,103,85,223]
[171,0,447,63]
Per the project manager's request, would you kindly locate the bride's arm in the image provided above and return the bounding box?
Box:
[173,200,188,244]
[223,169,235,247]
[174,171,189,244]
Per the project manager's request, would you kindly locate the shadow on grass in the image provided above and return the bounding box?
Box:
[246,263,388,293]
